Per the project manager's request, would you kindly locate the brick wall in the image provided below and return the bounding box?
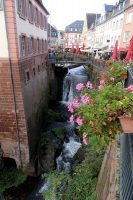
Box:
[0,59,29,168]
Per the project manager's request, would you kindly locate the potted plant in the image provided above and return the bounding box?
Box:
[68,63,133,144]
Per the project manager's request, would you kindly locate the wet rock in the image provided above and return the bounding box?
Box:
[37,130,64,173]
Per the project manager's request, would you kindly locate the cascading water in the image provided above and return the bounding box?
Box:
[63,66,89,102]
[35,66,89,198]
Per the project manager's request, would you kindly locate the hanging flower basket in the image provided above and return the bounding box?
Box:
[118,116,133,133]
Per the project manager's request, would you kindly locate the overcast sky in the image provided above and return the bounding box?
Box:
[43,0,118,30]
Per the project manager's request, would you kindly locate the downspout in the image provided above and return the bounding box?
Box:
[3,1,22,167]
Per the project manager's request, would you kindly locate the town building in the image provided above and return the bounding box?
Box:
[48,24,64,50]
[64,20,84,49]
[81,0,133,55]
[0,0,49,173]
[48,23,58,49]
[120,0,133,51]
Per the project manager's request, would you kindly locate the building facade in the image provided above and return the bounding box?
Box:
[83,0,133,54]
[0,0,49,173]
[64,20,84,49]
[120,1,133,50]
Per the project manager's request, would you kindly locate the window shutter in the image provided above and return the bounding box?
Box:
[27,37,30,54]
[17,0,21,14]
[26,0,30,20]
[42,15,44,29]
[33,6,36,23]
[19,35,23,56]
[0,0,3,10]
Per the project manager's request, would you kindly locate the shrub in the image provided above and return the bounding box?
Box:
[0,168,27,193]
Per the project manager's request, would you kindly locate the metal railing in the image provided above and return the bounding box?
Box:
[119,133,133,200]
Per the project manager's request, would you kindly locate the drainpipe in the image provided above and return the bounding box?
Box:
[3,1,22,167]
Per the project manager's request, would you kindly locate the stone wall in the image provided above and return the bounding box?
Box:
[96,142,117,200]
[19,54,49,164]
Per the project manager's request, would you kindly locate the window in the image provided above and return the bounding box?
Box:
[123,31,130,42]
[33,68,36,76]
[44,16,47,29]
[25,70,30,82]
[40,12,43,28]
[37,39,39,52]
[29,1,33,23]
[120,18,123,28]
[35,7,39,25]
[20,35,26,56]
[116,20,119,30]
[31,37,34,54]
[44,40,47,51]
[113,22,115,30]
[126,12,133,24]
[42,40,44,52]
[0,0,3,10]
[38,65,40,72]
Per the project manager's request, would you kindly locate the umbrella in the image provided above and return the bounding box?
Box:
[76,44,79,54]
[71,43,74,53]
[82,43,85,55]
[125,36,133,61]
[112,40,118,61]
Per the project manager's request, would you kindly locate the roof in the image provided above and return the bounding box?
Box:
[36,0,49,15]
[86,13,101,29]
[65,20,84,33]
[104,4,114,12]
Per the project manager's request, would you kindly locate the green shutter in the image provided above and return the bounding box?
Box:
[17,0,21,14]
[0,0,3,10]
[19,35,23,57]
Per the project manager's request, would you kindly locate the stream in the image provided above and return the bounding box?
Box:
[3,66,89,200]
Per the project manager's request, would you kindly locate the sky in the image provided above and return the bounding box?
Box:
[43,0,118,30]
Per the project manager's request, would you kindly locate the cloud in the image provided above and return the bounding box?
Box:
[43,0,118,30]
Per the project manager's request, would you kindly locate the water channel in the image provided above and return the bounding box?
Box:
[3,66,89,200]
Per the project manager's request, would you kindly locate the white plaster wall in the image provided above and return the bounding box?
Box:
[14,0,48,54]
[0,10,9,57]
[110,13,124,47]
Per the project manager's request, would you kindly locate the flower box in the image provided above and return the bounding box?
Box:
[118,116,133,133]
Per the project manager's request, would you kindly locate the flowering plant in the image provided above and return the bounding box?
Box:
[68,63,133,142]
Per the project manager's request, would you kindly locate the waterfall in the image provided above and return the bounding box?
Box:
[62,66,89,102]
[35,66,89,198]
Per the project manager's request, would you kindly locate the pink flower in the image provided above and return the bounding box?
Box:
[100,80,105,85]
[110,77,115,81]
[76,83,84,91]
[98,85,104,90]
[76,117,83,126]
[86,81,93,89]
[68,103,74,113]
[69,115,74,122]
[128,85,133,91]
[73,98,79,108]
[83,133,88,145]
[81,94,89,104]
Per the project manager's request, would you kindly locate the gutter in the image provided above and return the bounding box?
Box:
[3,1,22,167]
